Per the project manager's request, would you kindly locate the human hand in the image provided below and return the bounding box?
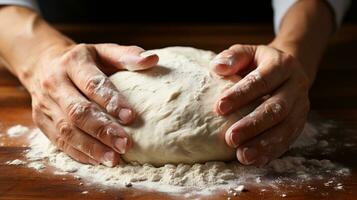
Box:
[25,43,158,167]
[210,44,310,166]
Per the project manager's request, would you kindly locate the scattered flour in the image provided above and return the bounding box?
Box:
[28,161,46,170]
[289,123,318,148]
[235,185,245,192]
[18,122,350,196]
[6,159,26,165]
[1,121,350,196]
[6,125,29,137]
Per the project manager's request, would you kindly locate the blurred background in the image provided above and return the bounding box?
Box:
[38,1,356,24]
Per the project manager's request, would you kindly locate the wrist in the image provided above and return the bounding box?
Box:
[268,0,334,87]
[268,37,318,86]
[0,6,75,85]
[17,40,74,89]
[269,37,299,58]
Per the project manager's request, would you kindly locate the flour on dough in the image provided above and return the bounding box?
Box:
[110,47,253,165]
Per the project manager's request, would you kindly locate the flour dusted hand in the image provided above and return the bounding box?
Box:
[27,43,158,167]
[110,47,254,166]
[211,44,310,166]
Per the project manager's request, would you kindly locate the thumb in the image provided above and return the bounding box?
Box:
[94,44,159,71]
[210,44,256,76]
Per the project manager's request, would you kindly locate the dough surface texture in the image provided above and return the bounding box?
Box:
[110,47,251,165]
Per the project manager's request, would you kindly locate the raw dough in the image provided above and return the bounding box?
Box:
[110,47,252,166]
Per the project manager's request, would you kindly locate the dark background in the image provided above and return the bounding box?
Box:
[38,1,356,24]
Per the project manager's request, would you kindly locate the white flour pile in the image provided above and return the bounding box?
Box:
[4,122,345,195]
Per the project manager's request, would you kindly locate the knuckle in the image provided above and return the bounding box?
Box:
[32,96,48,111]
[93,108,112,124]
[81,143,95,157]
[60,43,90,65]
[241,74,257,92]
[229,44,244,50]
[71,43,89,55]
[67,101,93,124]
[105,92,122,113]
[75,43,88,50]
[231,84,243,98]
[256,72,270,92]
[282,53,295,68]
[264,99,289,120]
[242,70,269,93]
[40,74,59,92]
[40,77,52,90]
[84,75,108,96]
[56,120,74,140]
[269,52,292,73]
[95,124,110,140]
[19,69,33,82]
[32,102,41,113]
[55,137,68,151]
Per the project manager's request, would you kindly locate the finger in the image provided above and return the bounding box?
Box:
[47,79,131,154]
[49,104,122,167]
[236,97,309,166]
[210,45,256,76]
[225,78,298,148]
[94,44,159,71]
[56,138,101,166]
[57,45,135,124]
[33,109,99,165]
[74,72,135,124]
[215,49,294,115]
[54,121,121,167]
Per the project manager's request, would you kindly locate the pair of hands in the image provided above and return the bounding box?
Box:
[29,43,310,167]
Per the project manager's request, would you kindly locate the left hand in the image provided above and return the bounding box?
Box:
[210,44,311,166]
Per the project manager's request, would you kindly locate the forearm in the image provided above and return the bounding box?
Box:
[270,0,334,85]
[0,6,74,82]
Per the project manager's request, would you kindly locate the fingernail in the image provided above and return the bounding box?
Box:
[212,56,234,67]
[218,100,233,115]
[123,51,154,64]
[115,137,128,154]
[123,54,141,63]
[230,130,239,148]
[243,147,259,164]
[140,51,156,58]
[118,108,133,124]
[102,151,115,167]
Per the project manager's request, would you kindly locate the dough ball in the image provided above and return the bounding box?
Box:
[110,47,252,166]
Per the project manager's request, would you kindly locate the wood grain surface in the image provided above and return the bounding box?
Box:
[0,23,356,199]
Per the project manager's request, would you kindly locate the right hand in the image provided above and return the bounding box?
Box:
[23,43,158,167]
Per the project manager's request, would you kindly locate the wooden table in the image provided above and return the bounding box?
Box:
[0,23,357,199]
